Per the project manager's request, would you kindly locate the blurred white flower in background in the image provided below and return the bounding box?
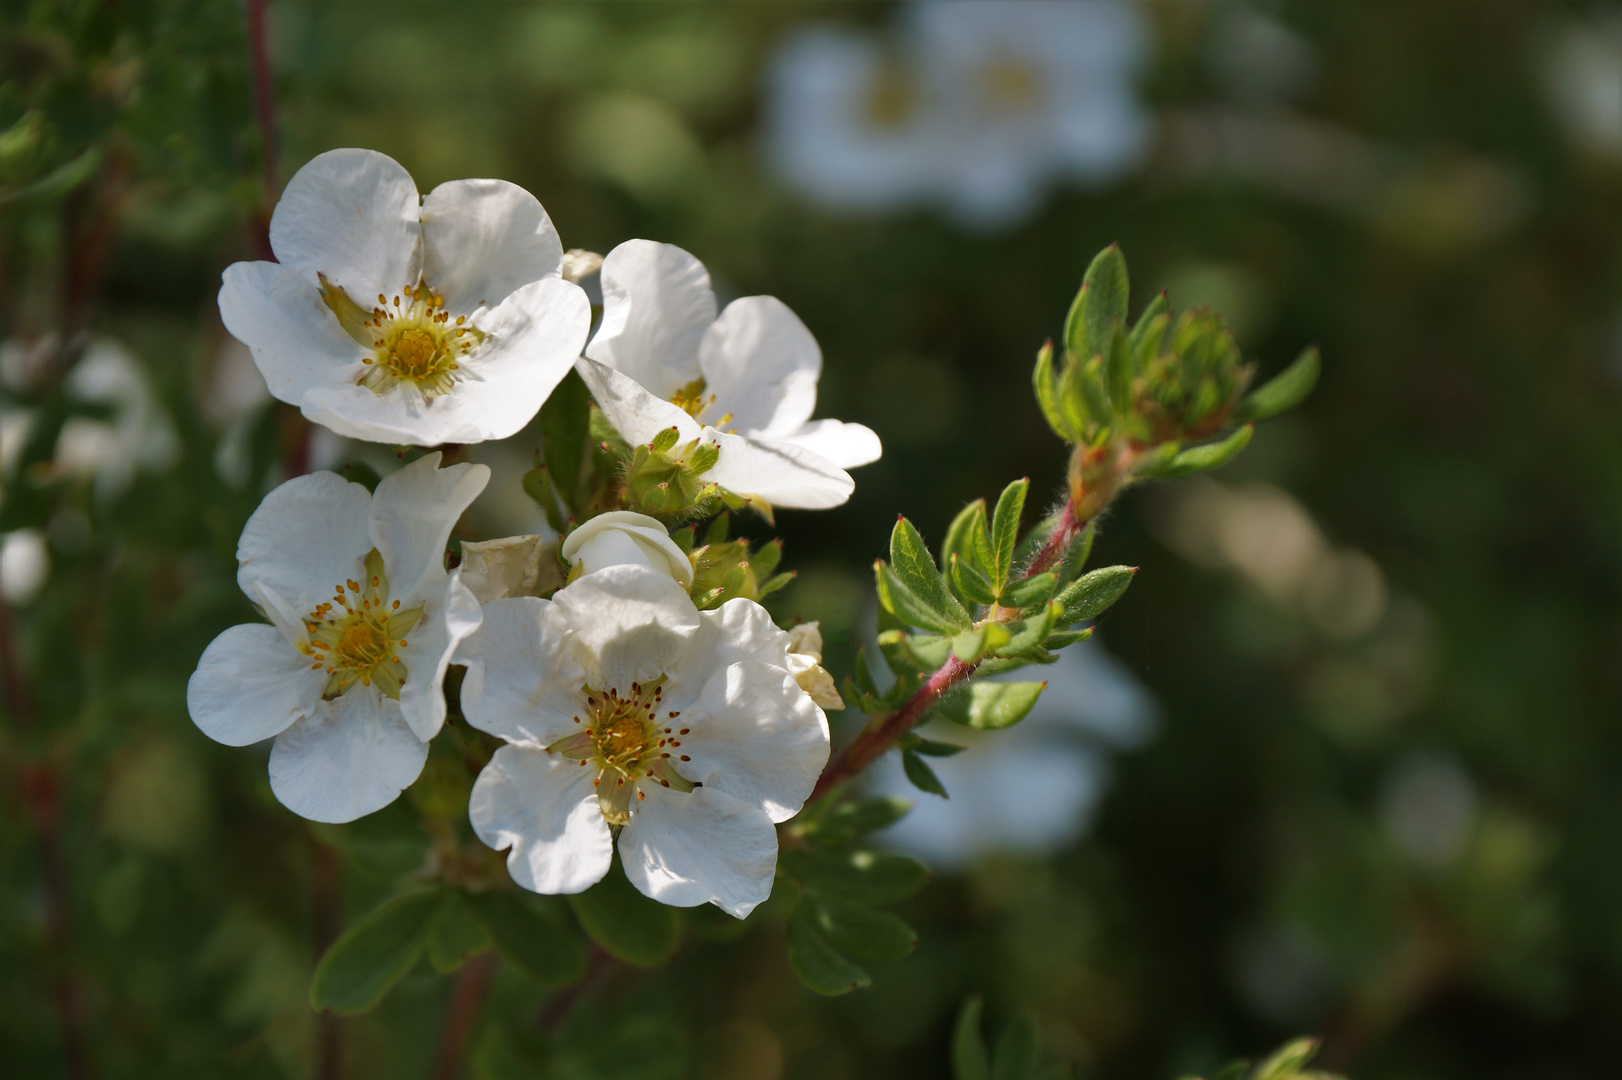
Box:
[1540,17,1622,162]
[766,0,1152,230]
[0,529,49,605]
[869,638,1157,868]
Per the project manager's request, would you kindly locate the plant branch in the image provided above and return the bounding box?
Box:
[311,837,343,1080]
[432,951,499,1080]
[244,0,279,260]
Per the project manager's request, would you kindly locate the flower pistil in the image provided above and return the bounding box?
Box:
[303,549,424,700]
[320,276,485,398]
[545,677,698,826]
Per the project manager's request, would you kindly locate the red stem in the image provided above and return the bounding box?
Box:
[432,952,499,1080]
[244,0,279,260]
[311,839,344,1080]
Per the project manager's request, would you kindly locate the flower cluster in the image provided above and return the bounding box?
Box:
[191,149,858,912]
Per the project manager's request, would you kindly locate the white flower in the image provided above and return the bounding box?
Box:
[765,0,1152,229]
[457,565,829,917]
[576,239,881,511]
[218,148,592,447]
[559,510,692,587]
[187,452,488,823]
[1,529,49,605]
[785,621,844,711]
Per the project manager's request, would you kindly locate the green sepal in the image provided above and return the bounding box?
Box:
[589,405,632,461]
[1043,627,1094,651]
[953,996,991,1080]
[989,478,1028,587]
[1127,290,1170,355]
[950,553,1000,607]
[786,911,871,996]
[309,889,440,1015]
[567,859,680,967]
[1031,342,1075,442]
[1000,571,1057,610]
[1250,1037,1327,1079]
[876,561,970,635]
[991,1014,1042,1080]
[1235,346,1320,423]
[1053,565,1136,625]
[1157,424,1254,479]
[998,601,1059,657]
[1102,318,1133,416]
[758,572,796,599]
[649,425,680,454]
[937,681,1046,730]
[902,749,948,798]
[1064,244,1129,362]
[802,895,917,962]
[465,891,586,987]
[890,517,970,625]
[780,848,931,905]
[424,889,492,974]
[894,632,954,671]
[521,463,568,535]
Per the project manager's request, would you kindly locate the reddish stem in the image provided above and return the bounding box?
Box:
[244,0,279,260]
[1023,498,1082,579]
[311,838,344,1080]
[432,952,499,1080]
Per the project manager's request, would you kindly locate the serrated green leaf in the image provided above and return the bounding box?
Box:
[950,553,1000,607]
[567,861,680,967]
[309,890,439,1015]
[890,517,969,624]
[954,996,991,1080]
[1236,346,1320,423]
[786,912,871,996]
[937,681,1046,730]
[902,749,948,797]
[803,896,917,962]
[1159,424,1254,479]
[1000,571,1057,609]
[1053,565,1136,625]
[539,369,592,513]
[1032,342,1075,442]
[876,561,970,635]
[781,848,931,904]
[466,891,586,987]
[991,1013,1042,1080]
[990,479,1028,586]
[425,889,492,974]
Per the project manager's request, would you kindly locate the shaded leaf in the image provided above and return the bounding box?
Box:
[309,890,439,1015]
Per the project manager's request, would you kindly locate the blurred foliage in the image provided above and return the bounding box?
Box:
[6,0,1622,1078]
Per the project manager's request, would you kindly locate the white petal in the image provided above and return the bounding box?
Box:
[268,692,428,823]
[679,659,828,823]
[187,623,325,746]
[574,357,701,448]
[772,418,883,469]
[420,178,564,314]
[698,296,821,437]
[560,510,693,587]
[703,429,854,510]
[619,785,779,918]
[585,239,715,398]
[457,597,587,747]
[395,573,482,742]
[470,744,613,895]
[370,452,490,603]
[237,470,374,615]
[269,148,422,301]
[251,581,312,653]
[549,565,701,690]
[218,261,366,408]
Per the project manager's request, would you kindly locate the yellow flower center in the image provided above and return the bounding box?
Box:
[863,62,919,129]
[319,277,484,398]
[667,378,732,430]
[978,53,1044,113]
[546,677,697,826]
[302,549,424,700]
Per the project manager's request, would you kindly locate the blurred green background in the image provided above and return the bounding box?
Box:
[6,0,1622,1077]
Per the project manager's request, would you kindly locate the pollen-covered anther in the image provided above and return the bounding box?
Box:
[545,675,697,826]
[320,274,484,399]
[301,548,423,702]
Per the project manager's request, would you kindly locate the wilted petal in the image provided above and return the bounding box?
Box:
[268,148,422,302]
[470,744,613,895]
[458,534,557,604]
[420,178,563,314]
[188,624,325,746]
[370,453,490,603]
[698,296,821,437]
[620,785,779,918]
[238,470,374,616]
[268,692,428,823]
[586,239,715,398]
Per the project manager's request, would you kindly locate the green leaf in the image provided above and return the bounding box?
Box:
[903,633,955,671]
[890,517,969,624]
[1102,319,1133,416]
[991,1013,1042,1080]
[1127,290,1169,353]
[567,861,680,967]
[989,479,1029,586]
[521,465,567,535]
[999,602,1059,657]
[1043,627,1094,651]
[1251,1038,1323,1079]
[876,561,970,635]
[1053,565,1136,625]
[1065,244,1130,360]
[902,749,948,798]
[911,737,966,757]
[786,911,871,996]
[953,996,991,1080]
[1158,424,1254,479]
[466,891,586,986]
[1031,342,1075,442]
[950,554,1000,607]
[937,681,1046,730]
[781,848,931,904]
[538,369,592,512]
[943,499,992,574]
[803,896,917,961]
[1235,346,1320,423]
[1000,571,1057,610]
[309,890,440,1015]
[815,795,913,841]
[951,626,988,664]
[424,889,492,974]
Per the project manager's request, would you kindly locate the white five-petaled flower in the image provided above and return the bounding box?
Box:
[187,453,487,823]
[218,148,592,446]
[576,240,881,512]
[457,565,830,917]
